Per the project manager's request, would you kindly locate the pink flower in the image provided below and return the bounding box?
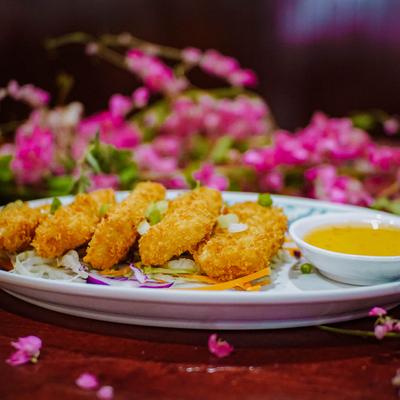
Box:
[228,69,258,87]
[260,170,284,192]
[200,49,239,77]
[12,125,55,184]
[126,49,186,95]
[374,324,388,340]
[6,335,42,366]
[109,94,132,117]
[76,373,99,390]
[369,307,387,317]
[161,175,189,189]
[135,144,178,173]
[77,111,140,157]
[182,47,202,64]
[305,165,372,206]
[97,385,114,399]
[193,163,229,190]
[132,87,150,108]
[85,42,99,55]
[208,333,234,358]
[0,143,15,156]
[7,80,50,108]
[383,118,399,135]
[89,174,120,191]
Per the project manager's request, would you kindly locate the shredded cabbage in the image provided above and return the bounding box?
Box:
[11,250,87,281]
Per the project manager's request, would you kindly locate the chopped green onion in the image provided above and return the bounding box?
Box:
[148,208,162,225]
[300,263,313,274]
[99,203,110,218]
[217,213,239,229]
[155,200,169,215]
[258,193,273,207]
[50,197,62,214]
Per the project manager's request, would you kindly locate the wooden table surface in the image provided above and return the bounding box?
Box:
[1,290,399,400]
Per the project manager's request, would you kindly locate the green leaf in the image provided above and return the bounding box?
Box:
[71,174,91,194]
[47,175,74,196]
[351,113,376,131]
[118,165,138,189]
[0,155,13,182]
[210,136,233,164]
[50,197,62,214]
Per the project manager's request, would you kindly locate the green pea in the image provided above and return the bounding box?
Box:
[258,193,273,207]
[300,263,313,274]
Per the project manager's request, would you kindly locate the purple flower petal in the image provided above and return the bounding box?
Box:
[6,350,31,366]
[208,334,234,358]
[76,372,99,390]
[97,385,114,399]
[368,307,387,317]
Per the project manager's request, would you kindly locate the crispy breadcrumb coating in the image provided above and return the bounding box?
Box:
[193,202,287,281]
[0,201,48,253]
[84,182,166,269]
[32,189,115,258]
[139,187,222,266]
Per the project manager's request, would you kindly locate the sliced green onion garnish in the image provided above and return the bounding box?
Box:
[50,197,62,214]
[300,263,313,274]
[258,193,273,207]
[155,200,169,214]
[99,203,110,218]
[217,213,239,229]
[148,208,162,225]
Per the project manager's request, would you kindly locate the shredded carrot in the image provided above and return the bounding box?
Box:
[99,265,131,277]
[176,267,270,291]
[180,274,218,284]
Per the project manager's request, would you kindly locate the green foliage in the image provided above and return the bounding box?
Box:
[47,175,75,196]
[0,155,13,182]
[372,197,400,215]
[85,133,138,190]
[50,197,62,214]
[211,136,233,164]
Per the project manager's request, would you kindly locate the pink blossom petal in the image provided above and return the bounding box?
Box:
[368,307,387,317]
[208,333,234,358]
[132,87,150,108]
[76,373,100,390]
[97,385,114,399]
[6,350,32,366]
[109,94,132,117]
[374,324,388,340]
[182,47,202,64]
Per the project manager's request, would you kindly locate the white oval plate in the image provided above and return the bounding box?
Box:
[0,191,399,330]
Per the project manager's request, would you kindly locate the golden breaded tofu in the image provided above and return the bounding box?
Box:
[0,201,48,253]
[139,187,222,266]
[32,189,115,258]
[84,182,166,270]
[193,202,287,281]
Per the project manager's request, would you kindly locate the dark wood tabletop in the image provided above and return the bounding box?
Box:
[1,290,399,400]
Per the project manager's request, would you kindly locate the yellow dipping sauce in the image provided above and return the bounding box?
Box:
[303,224,400,256]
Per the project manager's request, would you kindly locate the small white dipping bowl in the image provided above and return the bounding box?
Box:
[289,212,400,286]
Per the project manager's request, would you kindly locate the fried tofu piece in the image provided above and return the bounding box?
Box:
[193,202,287,281]
[84,182,166,270]
[0,201,48,253]
[32,189,115,258]
[139,187,222,266]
